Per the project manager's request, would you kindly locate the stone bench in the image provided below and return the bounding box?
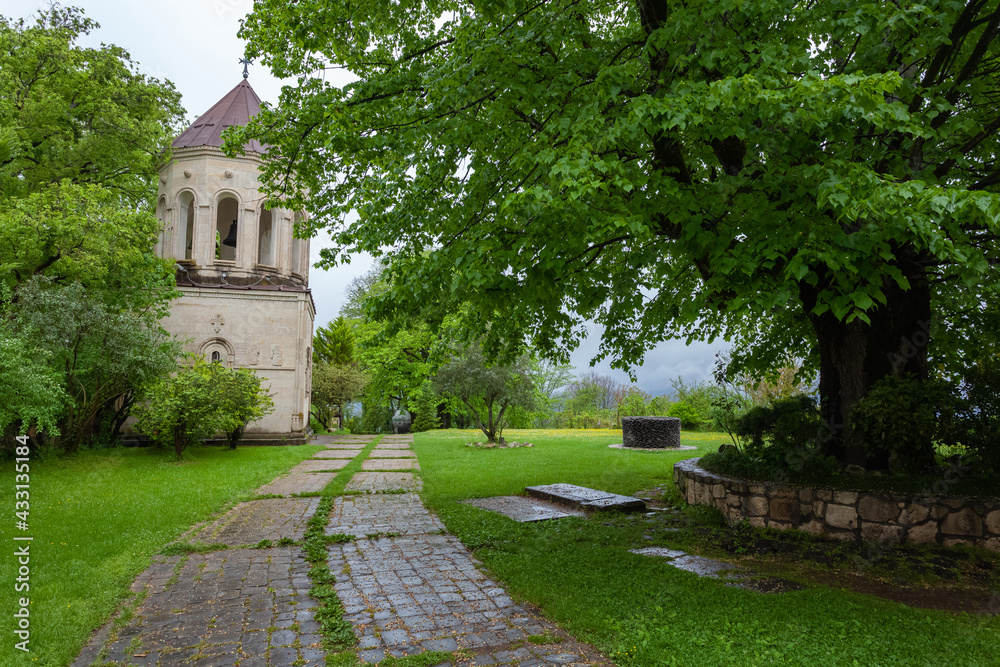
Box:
[525,484,646,513]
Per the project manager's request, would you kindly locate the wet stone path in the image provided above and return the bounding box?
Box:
[73,434,609,666]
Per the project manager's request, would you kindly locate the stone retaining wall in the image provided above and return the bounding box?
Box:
[673,458,1000,551]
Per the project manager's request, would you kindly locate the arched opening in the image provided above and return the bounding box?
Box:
[178,191,195,260]
[258,204,274,266]
[200,338,234,368]
[216,196,239,261]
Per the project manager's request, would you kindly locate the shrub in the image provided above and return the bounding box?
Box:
[708,387,750,451]
[134,358,274,458]
[958,362,1000,474]
[850,375,963,473]
[410,386,441,432]
[667,400,703,430]
[732,396,835,477]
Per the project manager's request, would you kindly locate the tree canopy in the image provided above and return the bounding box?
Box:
[434,344,535,443]
[0,6,184,446]
[237,0,1000,466]
[0,6,183,202]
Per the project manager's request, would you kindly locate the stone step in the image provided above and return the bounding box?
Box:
[525,483,646,513]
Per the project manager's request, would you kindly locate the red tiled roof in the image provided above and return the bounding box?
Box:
[172,79,266,152]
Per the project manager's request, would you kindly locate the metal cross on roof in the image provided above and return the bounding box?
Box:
[239,56,253,79]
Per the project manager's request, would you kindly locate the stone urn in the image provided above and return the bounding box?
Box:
[622,416,681,449]
[391,411,412,434]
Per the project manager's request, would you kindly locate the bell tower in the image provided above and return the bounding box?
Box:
[153,78,315,443]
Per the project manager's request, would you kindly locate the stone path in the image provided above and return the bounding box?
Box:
[186,498,321,546]
[73,434,609,666]
[313,449,364,459]
[362,458,421,471]
[326,494,446,537]
[289,459,350,473]
[346,471,422,493]
[257,472,336,496]
[72,547,323,667]
[330,535,607,664]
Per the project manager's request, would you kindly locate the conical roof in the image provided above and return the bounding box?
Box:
[172,79,266,152]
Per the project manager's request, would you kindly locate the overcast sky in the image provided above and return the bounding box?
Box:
[3,0,728,396]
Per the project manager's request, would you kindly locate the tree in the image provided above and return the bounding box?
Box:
[0,6,183,450]
[0,6,183,202]
[0,325,65,440]
[532,359,575,405]
[409,383,442,432]
[238,1,1000,468]
[313,315,357,365]
[216,367,276,449]
[567,372,622,412]
[342,264,461,424]
[11,278,180,451]
[434,345,535,443]
[134,358,274,459]
[311,362,367,430]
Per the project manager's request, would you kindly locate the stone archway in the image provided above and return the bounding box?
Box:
[199,337,235,368]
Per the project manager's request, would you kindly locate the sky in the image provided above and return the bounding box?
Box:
[3,0,728,397]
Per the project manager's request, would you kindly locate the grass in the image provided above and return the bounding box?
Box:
[415,428,1000,666]
[0,442,321,667]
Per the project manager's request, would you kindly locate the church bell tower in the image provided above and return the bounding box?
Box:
[153,78,314,443]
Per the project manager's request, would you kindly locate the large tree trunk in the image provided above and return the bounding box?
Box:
[802,268,931,468]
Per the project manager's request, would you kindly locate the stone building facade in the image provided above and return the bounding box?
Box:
[152,79,314,443]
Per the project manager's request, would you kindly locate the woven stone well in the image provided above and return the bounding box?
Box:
[622,416,681,449]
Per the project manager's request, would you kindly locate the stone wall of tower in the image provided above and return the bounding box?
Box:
[152,146,315,442]
[159,287,314,438]
[154,146,311,286]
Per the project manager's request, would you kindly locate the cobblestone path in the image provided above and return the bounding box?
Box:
[72,435,608,667]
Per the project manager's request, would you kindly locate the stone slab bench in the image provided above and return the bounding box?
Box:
[525,483,646,513]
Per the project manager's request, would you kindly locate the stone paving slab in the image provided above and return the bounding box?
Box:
[326,444,369,450]
[71,548,323,667]
[256,472,336,496]
[362,458,421,471]
[186,498,320,545]
[380,437,413,443]
[289,458,350,473]
[346,472,422,492]
[526,484,646,513]
[328,534,609,665]
[462,496,586,523]
[313,449,364,459]
[314,435,374,444]
[375,442,415,450]
[369,449,416,458]
[326,494,446,537]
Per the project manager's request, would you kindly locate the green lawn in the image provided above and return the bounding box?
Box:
[416,429,1000,667]
[0,443,321,667]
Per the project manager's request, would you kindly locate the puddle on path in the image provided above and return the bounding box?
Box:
[631,547,804,594]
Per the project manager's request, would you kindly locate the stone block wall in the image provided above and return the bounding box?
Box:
[673,458,1000,551]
